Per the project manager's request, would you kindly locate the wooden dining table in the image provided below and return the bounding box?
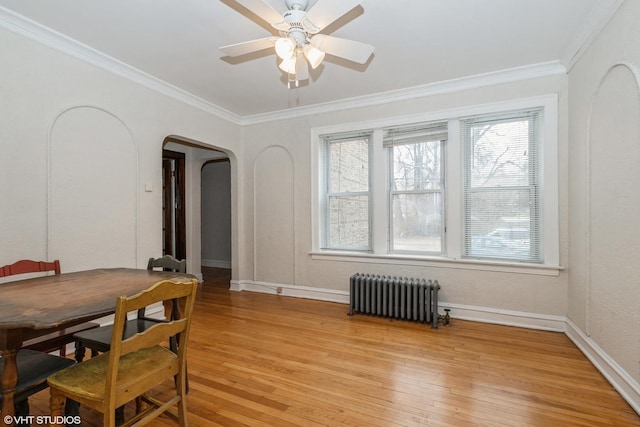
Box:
[0,268,194,426]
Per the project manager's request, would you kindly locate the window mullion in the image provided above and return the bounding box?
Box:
[371,128,387,254]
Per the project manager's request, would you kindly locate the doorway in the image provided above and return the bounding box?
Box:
[162,149,186,260]
[161,136,233,283]
[201,159,232,270]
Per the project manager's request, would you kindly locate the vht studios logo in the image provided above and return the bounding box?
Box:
[4,415,82,425]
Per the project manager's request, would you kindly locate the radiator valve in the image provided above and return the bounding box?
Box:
[439,308,451,326]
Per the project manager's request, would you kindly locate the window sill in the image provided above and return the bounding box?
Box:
[309,251,563,276]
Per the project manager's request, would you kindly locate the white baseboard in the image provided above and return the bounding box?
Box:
[565,319,640,414]
[229,279,639,415]
[202,259,232,269]
[230,280,349,304]
[230,280,565,330]
[438,302,567,332]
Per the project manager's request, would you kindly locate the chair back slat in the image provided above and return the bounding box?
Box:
[119,319,188,355]
[125,281,195,312]
[0,259,61,277]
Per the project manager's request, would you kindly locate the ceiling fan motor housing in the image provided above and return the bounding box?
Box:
[282,9,309,47]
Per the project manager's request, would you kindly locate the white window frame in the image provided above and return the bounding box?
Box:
[386,125,447,255]
[461,108,543,263]
[310,95,560,276]
[320,132,373,251]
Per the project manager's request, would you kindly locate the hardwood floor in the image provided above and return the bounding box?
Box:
[28,267,640,426]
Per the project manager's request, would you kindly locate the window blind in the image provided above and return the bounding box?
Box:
[384,121,447,254]
[383,122,448,148]
[461,109,542,263]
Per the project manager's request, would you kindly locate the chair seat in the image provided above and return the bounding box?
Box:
[0,350,75,402]
[48,345,178,405]
[74,319,162,354]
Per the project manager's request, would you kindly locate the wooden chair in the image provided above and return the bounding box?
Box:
[48,278,198,427]
[146,256,187,352]
[0,350,75,426]
[72,256,188,423]
[74,256,187,360]
[147,255,186,274]
[0,259,60,276]
[0,259,97,423]
[0,259,100,357]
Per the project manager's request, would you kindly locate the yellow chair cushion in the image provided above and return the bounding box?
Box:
[48,345,178,402]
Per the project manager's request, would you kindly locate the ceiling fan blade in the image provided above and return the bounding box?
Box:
[311,34,374,64]
[305,0,362,32]
[295,52,309,81]
[231,0,284,25]
[220,37,276,57]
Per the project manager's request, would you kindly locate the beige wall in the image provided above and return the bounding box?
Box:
[567,0,640,391]
[0,27,241,276]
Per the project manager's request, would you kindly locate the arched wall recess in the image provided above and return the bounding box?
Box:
[48,106,138,272]
[253,145,295,285]
[586,63,640,383]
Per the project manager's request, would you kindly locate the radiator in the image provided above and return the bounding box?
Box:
[348,273,441,329]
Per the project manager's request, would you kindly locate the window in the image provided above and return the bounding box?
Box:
[321,133,371,250]
[385,123,447,254]
[312,95,559,272]
[462,109,541,263]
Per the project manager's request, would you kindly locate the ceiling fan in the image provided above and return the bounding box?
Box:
[219,0,374,87]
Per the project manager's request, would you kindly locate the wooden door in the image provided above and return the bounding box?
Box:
[162,150,186,260]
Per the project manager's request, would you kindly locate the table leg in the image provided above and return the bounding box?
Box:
[1,349,17,427]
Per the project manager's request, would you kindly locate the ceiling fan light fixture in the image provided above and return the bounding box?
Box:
[275,37,295,60]
[219,0,375,86]
[279,57,297,74]
[303,44,325,69]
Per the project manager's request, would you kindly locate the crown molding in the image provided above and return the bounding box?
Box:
[0,6,242,124]
[561,0,625,71]
[240,61,566,125]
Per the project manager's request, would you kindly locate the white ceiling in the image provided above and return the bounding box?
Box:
[0,0,619,120]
